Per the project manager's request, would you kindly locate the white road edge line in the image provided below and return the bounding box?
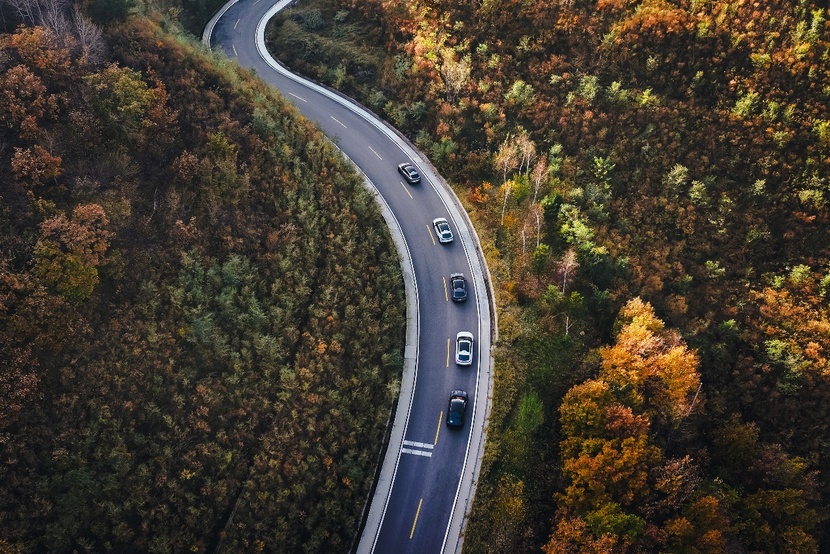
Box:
[246,7,483,550]
[203,5,494,554]
[312,146,420,554]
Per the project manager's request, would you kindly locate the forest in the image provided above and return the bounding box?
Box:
[0,0,405,551]
[266,0,830,551]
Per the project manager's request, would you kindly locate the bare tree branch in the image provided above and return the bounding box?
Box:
[1,0,68,26]
[515,131,536,174]
[1,0,41,24]
[494,135,519,225]
[531,157,549,204]
[40,0,70,38]
[440,48,471,104]
[72,5,105,65]
[557,249,578,293]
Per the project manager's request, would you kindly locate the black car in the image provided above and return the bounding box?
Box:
[446,390,468,429]
[398,162,421,184]
[450,273,467,302]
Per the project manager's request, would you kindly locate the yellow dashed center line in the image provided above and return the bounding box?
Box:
[410,498,424,539]
[427,225,436,246]
[400,181,413,199]
[435,411,443,445]
[443,276,448,302]
[446,338,451,367]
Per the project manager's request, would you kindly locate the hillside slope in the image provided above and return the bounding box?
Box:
[266,0,830,551]
[0,6,404,552]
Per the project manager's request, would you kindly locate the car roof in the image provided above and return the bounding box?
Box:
[450,389,468,398]
[450,273,465,279]
[457,331,473,340]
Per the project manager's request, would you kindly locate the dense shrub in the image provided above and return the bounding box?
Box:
[0,7,403,551]
[267,0,830,550]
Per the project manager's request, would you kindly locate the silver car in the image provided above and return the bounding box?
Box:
[432,218,454,243]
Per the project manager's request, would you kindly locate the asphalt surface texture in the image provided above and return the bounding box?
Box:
[206,3,494,551]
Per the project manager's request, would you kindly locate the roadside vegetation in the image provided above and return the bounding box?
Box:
[0,0,404,551]
[267,0,830,551]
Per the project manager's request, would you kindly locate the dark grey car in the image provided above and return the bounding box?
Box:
[446,390,468,429]
[397,162,421,184]
[450,273,467,302]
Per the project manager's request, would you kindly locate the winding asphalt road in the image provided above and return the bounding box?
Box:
[205,3,494,552]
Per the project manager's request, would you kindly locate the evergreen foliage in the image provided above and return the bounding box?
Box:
[0,4,403,551]
[267,0,830,550]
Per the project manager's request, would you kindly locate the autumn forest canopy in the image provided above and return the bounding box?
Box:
[0,0,405,551]
[2,0,830,552]
[267,0,830,551]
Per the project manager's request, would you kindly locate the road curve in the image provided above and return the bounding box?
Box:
[204,3,495,552]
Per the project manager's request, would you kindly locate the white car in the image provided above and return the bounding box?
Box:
[455,331,474,366]
[432,218,454,243]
